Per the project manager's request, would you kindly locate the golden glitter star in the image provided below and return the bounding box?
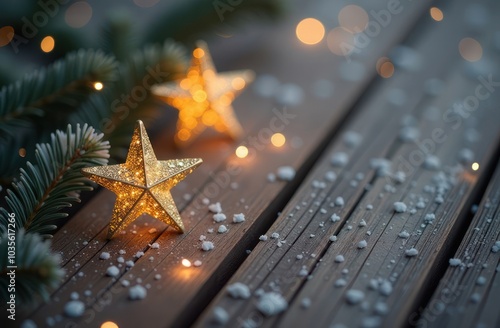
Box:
[152,40,254,146]
[82,120,202,239]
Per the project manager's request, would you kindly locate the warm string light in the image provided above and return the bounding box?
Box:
[235,146,249,159]
[181,259,192,267]
[18,148,26,158]
[101,322,119,328]
[430,7,444,21]
[472,162,479,171]
[376,57,395,78]
[296,18,325,45]
[40,36,55,53]
[0,26,14,47]
[271,133,286,148]
[338,5,369,32]
[93,82,104,91]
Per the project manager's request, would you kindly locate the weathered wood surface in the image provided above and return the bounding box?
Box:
[7,0,500,327]
[194,0,500,327]
[420,162,500,328]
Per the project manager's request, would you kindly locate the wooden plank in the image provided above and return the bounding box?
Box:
[18,0,434,327]
[194,0,500,326]
[419,163,500,328]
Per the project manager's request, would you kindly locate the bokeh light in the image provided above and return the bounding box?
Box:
[100,322,119,328]
[326,27,355,56]
[0,26,14,47]
[296,18,325,45]
[459,37,482,62]
[472,162,479,171]
[235,146,249,158]
[93,82,104,91]
[40,36,55,53]
[65,1,93,28]
[430,7,444,22]
[338,5,369,32]
[376,57,395,78]
[182,259,192,267]
[18,148,26,158]
[271,133,286,147]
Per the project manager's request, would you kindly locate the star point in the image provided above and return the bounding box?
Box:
[152,40,254,147]
[82,120,202,239]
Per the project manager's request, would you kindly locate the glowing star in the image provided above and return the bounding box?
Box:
[82,120,202,239]
[152,41,254,146]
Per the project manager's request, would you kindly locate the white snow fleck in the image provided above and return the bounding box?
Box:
[329,235,338,242]
[393,202,407,213]
[150,242,160,249]
[331,152,349,167]
[20,320,37,328]
[330,213,341,222]
[121,280,130,287]
[119,249,126,255]
[64,300,85,317]
[233,213,246,223]
[202,198,210,205]
[212,306,229,324]
[357,240,368,249]
[218,225,228,234]
[370,158,391,177]
[271,232,280,239]
[125,261,134,268]
[476,276,486,285]
[135,251,144,258]
[99,252,110,260]
[154,274,161,280]
[259,235,268,241]
[199,235,207,241]
[194,260,202,267]
[257,292,288,316]
[366,204,373,210]
[398,230,410,239]
[227,282,251,299]
[424,213,436,223]
[423,155,441,170]
[296,254,303,260]
[213,213,227,222]
[399,126,420,142]
[459,148,474,164]
[374,302,389,315]
[128,285,147,300]
[359,220,367,227]
[335,255,345,263]
[70,292,79,300]
[335,197,345,207]
[301,297,312,309]
[208,202,222,213]
[106,266,120,277]
[343,131,362,148]
[405,248,419,257]
[449,258,462,266]
[345,289,365,304]
[325,171,337,182]
[491,241,500,253]
[335,278,347,287]
[277,166,296,181]
[379,280,393,296]
[201,241,214,251]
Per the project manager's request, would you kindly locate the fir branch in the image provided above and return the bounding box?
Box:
[0,229,64,304]
[0,49,118,141]
[71,40,187,160]
[144,0,284,44]
[0,124,110,237]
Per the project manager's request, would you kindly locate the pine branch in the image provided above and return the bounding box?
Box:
[0,229,64,304]
[0,49,118,142]
[0,124,110,237]
[144,0,284,44]
[71,40,187,160]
